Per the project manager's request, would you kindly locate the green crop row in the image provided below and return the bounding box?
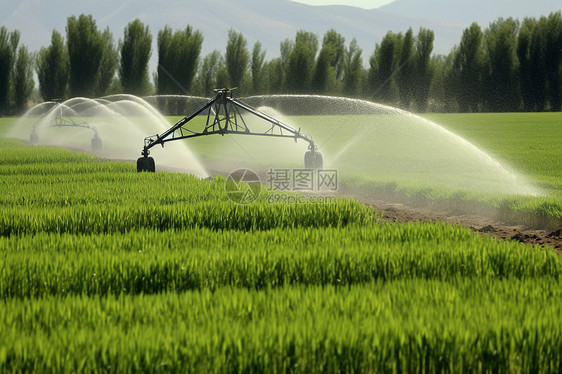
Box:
[0,198,372,236]
[0,171,226,207]
[0,138,119,167]
[1,225,559,297]
[0,140,373,233]
[1,279,561,372]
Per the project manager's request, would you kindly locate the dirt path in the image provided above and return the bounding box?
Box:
[356,197,561,253]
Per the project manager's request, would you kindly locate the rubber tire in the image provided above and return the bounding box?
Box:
[137,157,155,172]
[146,157,155,172]
[304,151,323,169]
[304,151,315,169]
[314,151,323,169]
[91,137,102,152]
[137,157,147,172]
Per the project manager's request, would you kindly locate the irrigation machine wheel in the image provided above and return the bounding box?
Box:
[147,157,155,172]
[314,151,323,169]
[137,156,156,172]
[91,137,103,152]
[304,150,323,169]
[136,157,145,172]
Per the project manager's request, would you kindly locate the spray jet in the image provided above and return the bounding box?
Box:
[30,100,103,152]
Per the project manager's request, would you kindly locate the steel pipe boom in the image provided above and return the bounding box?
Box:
[137,88,322,172]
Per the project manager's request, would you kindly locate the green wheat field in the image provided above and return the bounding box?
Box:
[0,113,561,372]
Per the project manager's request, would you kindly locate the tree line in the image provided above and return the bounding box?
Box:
[0,12,560,115]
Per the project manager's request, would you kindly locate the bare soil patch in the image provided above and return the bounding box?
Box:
[358,197,561,254]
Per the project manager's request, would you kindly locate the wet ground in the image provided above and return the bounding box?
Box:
[359,197,562,254]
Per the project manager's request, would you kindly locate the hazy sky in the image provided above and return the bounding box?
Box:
[289,0,395,9]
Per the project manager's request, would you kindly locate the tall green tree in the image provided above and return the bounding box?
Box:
[412,28,435,112]
[0,27,19,114]
[156,25,202,114]
[545,11,562,111]
[322,29,346,80]
[517,18,538,111]
[12,45,34,114]
[342,38,364,97]
[268,38,294,93]
[94,29,118,97]
[428,54,454,112]
[156,27,173,95]
[251,41,266,94]
[66,14,105,97]
[37,30,69,101]
[119,19,152,96]
[529,17,548,111]
[312,29,345,94]
[195,50,225,96]
[450,23,485,112]
[396,28,415,109]
[156,26,203,95]
[483,17,520,112]
[265,58,286,94]
[280,39,293,68]
[215,63,230,91]
[312,45,337,93]
[225,29,250,91]
[368,31,400,103]
[286,31,318,93]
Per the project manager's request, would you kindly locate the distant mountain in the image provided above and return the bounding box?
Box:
[1,0,560,69]
[379,0,561,27]
[0,0,456,57]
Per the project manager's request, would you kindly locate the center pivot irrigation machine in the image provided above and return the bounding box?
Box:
[30,103,103,152]
[137,88,323,172]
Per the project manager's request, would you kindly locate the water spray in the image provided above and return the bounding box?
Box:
[137,88,323,172]
[29,100,103,152]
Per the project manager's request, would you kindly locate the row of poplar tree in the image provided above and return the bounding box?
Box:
[0,12,560,115]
